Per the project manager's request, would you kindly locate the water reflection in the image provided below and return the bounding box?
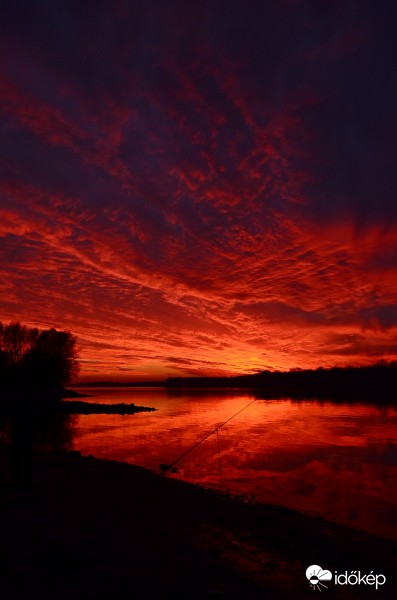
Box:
[68,388,397,540]
[0,393,77,485]
[1,404,77,451]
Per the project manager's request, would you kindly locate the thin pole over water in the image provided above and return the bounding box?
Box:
[159,398,257,474]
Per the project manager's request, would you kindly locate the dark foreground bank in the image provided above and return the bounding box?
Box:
[1,447,396,600]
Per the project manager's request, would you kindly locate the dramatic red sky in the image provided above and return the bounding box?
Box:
[1,0,397,381]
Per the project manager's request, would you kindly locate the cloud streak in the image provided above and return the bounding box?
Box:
[1,0,397,380]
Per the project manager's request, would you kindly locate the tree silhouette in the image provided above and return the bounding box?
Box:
[0,322,79,387]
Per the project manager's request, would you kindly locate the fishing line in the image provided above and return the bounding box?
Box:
[216,429,223,489]
[159,398,257,475]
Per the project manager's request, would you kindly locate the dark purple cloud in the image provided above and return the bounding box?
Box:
[1,0,397,379]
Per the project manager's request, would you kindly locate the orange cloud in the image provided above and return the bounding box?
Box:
[1,1,397,380]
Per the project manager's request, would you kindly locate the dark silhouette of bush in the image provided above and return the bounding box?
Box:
[0,321,79,387]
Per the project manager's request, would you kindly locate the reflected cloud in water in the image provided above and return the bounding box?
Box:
[69,388,397,540]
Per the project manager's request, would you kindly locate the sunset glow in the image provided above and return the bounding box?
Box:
[70,389,397,539]
[1,1,397,381]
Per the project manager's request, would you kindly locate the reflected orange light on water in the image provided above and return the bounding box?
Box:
[69,388,397,540]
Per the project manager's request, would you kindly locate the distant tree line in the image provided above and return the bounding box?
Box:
[0,322,79,387]
[166,362,397,399]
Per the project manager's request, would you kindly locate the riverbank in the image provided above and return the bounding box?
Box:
[1,447,396,599]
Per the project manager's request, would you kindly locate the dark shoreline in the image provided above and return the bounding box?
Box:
[1,447,396,599]
[60,400,156,415]
[72,362,397,404]
[0,385,156,416]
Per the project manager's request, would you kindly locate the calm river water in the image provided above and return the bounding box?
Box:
[70,387,397,540]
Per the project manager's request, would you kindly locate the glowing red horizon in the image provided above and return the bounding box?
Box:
[1,1,397,382]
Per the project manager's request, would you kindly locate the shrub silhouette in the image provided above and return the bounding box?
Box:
[0,321,79,387]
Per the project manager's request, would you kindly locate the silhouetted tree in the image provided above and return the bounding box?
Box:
[0,321,79,387]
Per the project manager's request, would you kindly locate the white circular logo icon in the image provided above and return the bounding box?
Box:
[306,565,332,590]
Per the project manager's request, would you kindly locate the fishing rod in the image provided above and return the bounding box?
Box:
[159,398,257,475]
